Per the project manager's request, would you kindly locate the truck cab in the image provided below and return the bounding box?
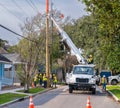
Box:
[67,64,96,94]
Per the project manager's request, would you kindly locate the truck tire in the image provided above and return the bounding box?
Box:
[111,79,117,85]
[96,81,100,86]
[92,88,96,94]
[69,87,73,93]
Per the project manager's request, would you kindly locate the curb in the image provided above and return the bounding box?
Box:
[107,90,120,102]
[0,88,53,107]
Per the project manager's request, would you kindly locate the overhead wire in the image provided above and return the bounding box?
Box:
[29,0,40,13]
[0,24,37,43]
[12,0,29,17]
[0,24,46,47]
[26,0,39,14]
[0,24,46,62]
[0,1,45,44]
[0,2,23,23]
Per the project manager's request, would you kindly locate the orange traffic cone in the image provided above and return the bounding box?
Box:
[29,96,34,108]
[86,96,92,108]
[32,82,34,88]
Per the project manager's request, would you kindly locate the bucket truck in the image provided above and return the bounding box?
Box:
[50,17,97,94]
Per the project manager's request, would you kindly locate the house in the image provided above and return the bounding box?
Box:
[0,53,25,90]
[2,53,25,86]
[0,47,8,54]
[0,54,12,90]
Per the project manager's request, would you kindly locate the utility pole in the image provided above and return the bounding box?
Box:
[46,0,50,87]
[50,1,53,78]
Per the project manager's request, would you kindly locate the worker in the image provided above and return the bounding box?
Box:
[33,74,37,87]
[43,73,47,88]
[39,73,43,87]
[101,75,107,92]
[53,74,57,88]
[87,54,93,64]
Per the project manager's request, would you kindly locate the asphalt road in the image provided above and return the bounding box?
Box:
[2,86,120,108]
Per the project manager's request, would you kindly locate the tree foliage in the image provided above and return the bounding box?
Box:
[0,38,8,47]
[14,12,66,90]
[76,0,120,73]
[15,14,46,92]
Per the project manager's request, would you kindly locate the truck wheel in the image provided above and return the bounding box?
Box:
[92,88,96,94]
[96,81,99,86]
[111,80,117,85]
[69,87,73,93]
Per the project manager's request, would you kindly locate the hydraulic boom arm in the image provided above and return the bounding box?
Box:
[50,17,86,64]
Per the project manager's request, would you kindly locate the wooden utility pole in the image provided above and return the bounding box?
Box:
[50,1,53,78]
[46,0,50,87]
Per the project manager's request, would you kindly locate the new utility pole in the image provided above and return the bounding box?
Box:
[46,0,50,87]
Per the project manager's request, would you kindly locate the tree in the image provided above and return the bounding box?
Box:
[0,38,8,47]
[15,11,67,91]
[81,0,120,73]
[63,15,100,63]
[16,14,46,92]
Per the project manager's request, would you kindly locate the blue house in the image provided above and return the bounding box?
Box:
[3,53,26,86]
[0,54,13,90]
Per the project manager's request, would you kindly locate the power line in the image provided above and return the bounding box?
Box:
[0,1,44,44]
[0,24,37,43]
[12,0,29,17]
[26,0,39,14]
[0,24,46,55]
[29,0,40,13]
[0,2,23,23]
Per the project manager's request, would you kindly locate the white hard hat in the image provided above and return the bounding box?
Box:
[103,75,105,77]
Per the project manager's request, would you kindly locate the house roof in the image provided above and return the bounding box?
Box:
[0,54,11,63]
[2,53,25,64]
[0,47,8,54]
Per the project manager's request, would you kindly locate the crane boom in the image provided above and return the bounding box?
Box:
[50,17,86,64]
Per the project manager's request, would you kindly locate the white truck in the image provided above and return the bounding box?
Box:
[66,64,96,94]
[50,16,97,94]
[108,74,120,85]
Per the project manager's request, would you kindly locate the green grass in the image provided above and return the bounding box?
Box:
[0,93,27,104]
[18,87,45,93]
[29,87,45,93]
[107,85,120,99]
[0,88,46,105]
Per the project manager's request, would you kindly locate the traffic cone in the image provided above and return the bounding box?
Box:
[29,96,34,108]
[86,96,92,108]
[32,82,34,88]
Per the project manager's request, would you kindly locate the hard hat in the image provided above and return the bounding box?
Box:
[89,55,92,57]
[103,75,105,77]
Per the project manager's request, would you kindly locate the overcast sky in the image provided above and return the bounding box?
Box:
[0,0,88,45]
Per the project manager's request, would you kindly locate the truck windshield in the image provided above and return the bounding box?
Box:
[73,66,94,75]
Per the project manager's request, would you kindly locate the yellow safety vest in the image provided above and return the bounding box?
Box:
[43,76,47,81]
[34,76,37,81]
[53,76,57,83]
[101,77,107,84]
[39,74,42,80]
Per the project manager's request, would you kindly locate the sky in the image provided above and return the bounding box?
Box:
[0,0,88,45]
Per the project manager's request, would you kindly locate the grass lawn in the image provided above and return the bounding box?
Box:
[18,87,45,94]
[0,93,27,104]
[107,85,120,99]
